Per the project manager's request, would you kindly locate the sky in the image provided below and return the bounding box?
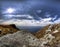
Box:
[0,0,60,26]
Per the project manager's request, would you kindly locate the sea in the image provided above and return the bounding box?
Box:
[17,26,43,33]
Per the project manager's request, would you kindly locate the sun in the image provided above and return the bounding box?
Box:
[6,8,15,13]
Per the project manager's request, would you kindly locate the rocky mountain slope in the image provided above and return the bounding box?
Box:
[0,24,20,36]
[0,30,41,47]
[0,24,41,47]
[35,23,60,47]
[0,24,60,47]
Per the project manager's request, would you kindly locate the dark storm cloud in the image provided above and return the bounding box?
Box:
[47,0,60,2]
[0,0,60,26]
[0,0,60,20]
[1,0,43,20]
[0,0,27,2]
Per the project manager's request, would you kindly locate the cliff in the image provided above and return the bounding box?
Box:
[0,24,20,36]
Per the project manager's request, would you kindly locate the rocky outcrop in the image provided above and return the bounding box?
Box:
[0,23,60,47]
[0,24,41,47]
[0,24,20,36]
[35,23,60,47]
[0,30,41,47]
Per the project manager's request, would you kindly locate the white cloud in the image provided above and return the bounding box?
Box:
[4,14,33,20]
[38,17,53,26]
[0,14,60,27]
[40,17,52,22]
[2,19,38,26]
[13,14,33,19]
[45,14,51,17]
[1,17,53,26]
[52,15,57,21]
[54,18,60,24]
[37,10,42,13]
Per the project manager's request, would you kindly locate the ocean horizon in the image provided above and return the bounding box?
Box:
[17,26,43,33]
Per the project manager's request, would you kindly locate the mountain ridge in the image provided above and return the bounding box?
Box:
[34,23,60,47]
[0,24,20,36]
